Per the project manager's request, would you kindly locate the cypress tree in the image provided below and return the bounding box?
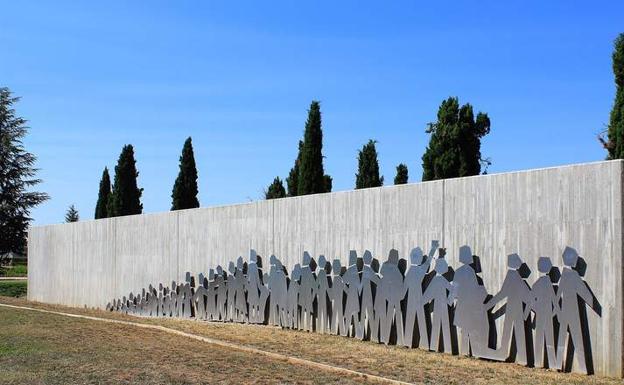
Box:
[65,204,79,223]
[265,177,286,199]
[286,140,303,196]
[171,137,200,210]
[422,97,491,181]
[108,144,143,217]
[355,139,384,189]
[394,163,408,185]
[606,33,624,159]
[297,101,331,195]
[94,167,111,219]
[0,88,49,256]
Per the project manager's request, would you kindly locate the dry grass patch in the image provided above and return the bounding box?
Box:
[1,296,621,385]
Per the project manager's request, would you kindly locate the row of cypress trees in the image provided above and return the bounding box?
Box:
[94,138,199,219]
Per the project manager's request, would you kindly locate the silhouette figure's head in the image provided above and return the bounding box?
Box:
[388,249,399,265]
[410,247,425,265]
[228,261,236,274]
[216,265,223,275]
[318,255,327,271]
[363,250,373,265]
[208,269,215,280]
[303,252,312,266]
[159,283,164,291]
[270,255,277,265]
[459,246,473,265]
[186,271,192,283]
[562,246,579,268]
[292,264,302,281]
[435,258,448,275]
[332,259,342,276]
[250,249,258,263]
[237,256,244,271]
[507,253,522,270]
[537,257,552,274]
[349,250,357,267]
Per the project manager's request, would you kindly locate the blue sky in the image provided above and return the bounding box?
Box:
[2,1,623,225]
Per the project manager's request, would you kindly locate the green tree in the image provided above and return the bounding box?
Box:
[394,163,408,185]
[65,204,79,223]
[171,137,200,210]
[297,101,331,195]
[605,33,624,159]
[286,140,303,196]
[94,167,111,219]
[265,176,286,199]
[355,140,384,189]
[108,144,143,217]
[0,88,49,256]
[422,97,491,181]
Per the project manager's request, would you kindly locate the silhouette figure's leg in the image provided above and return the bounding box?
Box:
[535,321,545,368]
[430,316,441,352]
[556,322,569,370]
[497,319,514,361]
[545,318,557,369]
[569,320,588,373]
[514,320,528,365]
[441,313,451,353]
[461,330,470,356]
[395,303,405,346]
[417,307,429,350]
[404,308,416,347]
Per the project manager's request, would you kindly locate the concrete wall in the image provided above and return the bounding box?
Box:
[27,160,623,376]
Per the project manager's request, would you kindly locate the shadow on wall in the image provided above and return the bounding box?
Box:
[107,243,601,375]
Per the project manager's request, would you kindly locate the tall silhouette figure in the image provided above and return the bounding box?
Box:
[379,249,406,345]
[422,258,455,353]
[300,252,318,332]
[316,255,331,334]
[526,256,559,368]
[287,264,302,329]
[403,241,438,349]
[268,256,288,327]
[555,247,596,373]
[247,250,269,324]
[343,251,363,339]
[215,266,227,321]
[486,253,532,365]
[360,250,381,342]
[453,246,496,358]
[328,259,346,336]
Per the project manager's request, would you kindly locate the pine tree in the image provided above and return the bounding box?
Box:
[171,137,200,210]
[108,144,143,217]
[0,88,49,256]
[606,33,624,159]
[297,101,331,195]
[422,97,491,181]
[286,140,303,196]
[65,204,79,223]
[94,167,111,219]
[394,163,408,185]
[355,139,384,189]
[265,177,286,199]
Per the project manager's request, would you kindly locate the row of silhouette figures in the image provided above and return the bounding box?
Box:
[106,242,601,374]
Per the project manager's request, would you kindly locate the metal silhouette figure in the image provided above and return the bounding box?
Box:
[192,274,208,320]
[247,250,269,324]
[300,252,318,332]
[379,249,406,346]
[343,251,363,339]
[328,259,346,336]
[316,255,331,334]
[206,269,217,320]
[404,241,438,349]
[526,256,559,368]
[287,264,302,329]
[268,256,288,327]
[485,253,532,365]
[452,245,497,358]
[360,250,381,342]
[235,257,248,323]
[555,247,596,374]
[215,266,227,321]
[422,258,455,353]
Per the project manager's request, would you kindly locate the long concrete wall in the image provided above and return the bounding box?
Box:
[27,160,623,376]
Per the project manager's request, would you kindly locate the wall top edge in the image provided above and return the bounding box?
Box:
[29,159,623,231]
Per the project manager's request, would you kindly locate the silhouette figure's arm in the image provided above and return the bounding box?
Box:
[576,277,594,306]
[421,286,434,305]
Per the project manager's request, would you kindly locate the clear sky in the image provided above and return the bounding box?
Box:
[2,1,623,225]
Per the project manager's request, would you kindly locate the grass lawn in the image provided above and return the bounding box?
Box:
[0,264,27,278]
[0,281,27,298]
[0,296,622,385]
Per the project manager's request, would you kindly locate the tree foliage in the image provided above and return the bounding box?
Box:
[94,167,111,219]
[422,97,491,181]
[286,140,303,196]
[0,88,49,255]
[108,144,143,217]
[355,140,383,189]
[65,204,79,223]
[394,163,408,185]
[171,137,200,211]
[265,176,286,199]
[297,101,331,195]
[605,33,624,159]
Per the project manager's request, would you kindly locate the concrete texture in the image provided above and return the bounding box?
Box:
[27,160,624,377]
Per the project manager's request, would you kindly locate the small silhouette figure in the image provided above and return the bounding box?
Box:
[316,255,332,334]
[343,251,363,339]
[192,274,208,320]
[485,253,532,365]
[287,264,302,329]
[422,258,455,353]
[360,250,381,342]
[555,247,596,373]
[215,266,228,321]
[379,249,407,345]
[268,256,288,327]
[403,241,438,349]
[328,259,347,336]
[526,256,559,368]
[300,252,318,332]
